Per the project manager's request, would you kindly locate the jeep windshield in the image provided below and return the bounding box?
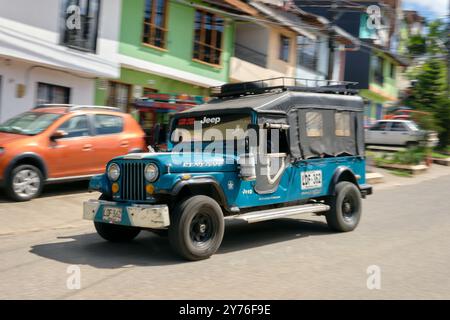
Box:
[0,112,62,135]
[171,114,252,142]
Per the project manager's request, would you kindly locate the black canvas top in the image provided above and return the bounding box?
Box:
[178,91,364,117]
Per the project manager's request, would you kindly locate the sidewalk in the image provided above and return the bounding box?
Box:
[368,164,450,191]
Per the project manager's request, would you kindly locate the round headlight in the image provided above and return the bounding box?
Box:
[144,163,159,182]
[107,163,120,181]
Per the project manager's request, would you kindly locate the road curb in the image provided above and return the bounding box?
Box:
[366,172,385,184]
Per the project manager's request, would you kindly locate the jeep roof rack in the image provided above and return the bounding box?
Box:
[34,104,123,113]
[211,77,358,98]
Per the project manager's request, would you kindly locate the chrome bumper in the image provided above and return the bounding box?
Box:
[83,200,170,229]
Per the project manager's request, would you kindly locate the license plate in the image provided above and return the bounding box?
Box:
[102,207,123,224]
[301,170,322,190]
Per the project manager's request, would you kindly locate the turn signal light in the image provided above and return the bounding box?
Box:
[112,183,120,194]
[146,184,155,195]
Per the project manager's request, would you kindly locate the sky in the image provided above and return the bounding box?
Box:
[402,0,449,21]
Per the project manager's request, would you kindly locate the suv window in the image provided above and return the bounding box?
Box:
[370,121,389,131]
[94,114,124,135]
[390,122,407,132]
[58,115,90,138]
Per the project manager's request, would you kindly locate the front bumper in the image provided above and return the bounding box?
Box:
[83,200,170,229]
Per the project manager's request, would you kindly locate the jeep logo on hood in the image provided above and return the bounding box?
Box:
[200,117,221,125]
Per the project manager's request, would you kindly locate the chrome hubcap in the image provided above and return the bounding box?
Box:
[13,169,40,198]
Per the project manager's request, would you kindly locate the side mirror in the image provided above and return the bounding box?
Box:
[51,130,68,140]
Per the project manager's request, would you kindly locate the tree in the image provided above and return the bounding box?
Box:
[403,19,450,148]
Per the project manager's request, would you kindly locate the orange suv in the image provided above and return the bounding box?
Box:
[0,105,147,201]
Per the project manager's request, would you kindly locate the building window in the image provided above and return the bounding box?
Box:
[335,111,351,137]
[61,0,101,53]
[390,62,396,79]
[193,10,224,65]
[279,35,290,62]
[297,36,319,71]
[306,112,323,137]
[372,56,384,85]
[37,83,71,105]
[107,82,131,112]
[142,0,168,49]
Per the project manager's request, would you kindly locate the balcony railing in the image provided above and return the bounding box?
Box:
[234,43,267,68]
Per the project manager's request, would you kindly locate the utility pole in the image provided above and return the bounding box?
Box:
[327,0,338,80]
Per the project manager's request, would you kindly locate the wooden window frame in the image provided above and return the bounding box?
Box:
[142,0,169,50]
[192,9,225,67]
[107,81,132,113]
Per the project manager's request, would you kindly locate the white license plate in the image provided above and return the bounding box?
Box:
[102,207,123,224]
[301,170,322,190]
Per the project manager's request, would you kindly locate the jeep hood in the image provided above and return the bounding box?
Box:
[117,152,238,173]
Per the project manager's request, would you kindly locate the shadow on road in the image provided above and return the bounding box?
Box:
[0,180,90,203]
[30,218,333,268]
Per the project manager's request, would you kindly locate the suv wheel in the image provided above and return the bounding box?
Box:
[7,165,44,201]
[169,195,224,261]
[326,182,362,232]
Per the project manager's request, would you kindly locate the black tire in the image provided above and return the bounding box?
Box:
[94,221,141,242]
[169,195,224,261]
[94,194,141,242]
[326,181,362,232]
[6,164,44,201]
[149,229,168,237]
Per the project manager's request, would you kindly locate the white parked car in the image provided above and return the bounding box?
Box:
[365,120,439,147]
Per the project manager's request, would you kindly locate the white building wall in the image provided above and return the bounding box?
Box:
[0,0,121,121]
[0,58,94,122]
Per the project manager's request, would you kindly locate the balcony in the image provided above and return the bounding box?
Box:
[234,43,267,68]
[231,43,286,82]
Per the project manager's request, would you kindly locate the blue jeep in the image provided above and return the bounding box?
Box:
[83,78,372,261]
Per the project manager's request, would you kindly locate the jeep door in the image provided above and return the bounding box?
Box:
[253,125,290,195]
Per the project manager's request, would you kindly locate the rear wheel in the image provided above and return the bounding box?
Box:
[169,195,224,261]
[6,165,43,201]
[326,182,362,232]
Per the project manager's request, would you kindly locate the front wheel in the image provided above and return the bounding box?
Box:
[94,222,141,242]
[326,182,362,232]
[169,195,224,261]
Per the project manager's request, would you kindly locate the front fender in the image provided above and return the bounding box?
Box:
[89,174,110,197]
[171,177,228,209]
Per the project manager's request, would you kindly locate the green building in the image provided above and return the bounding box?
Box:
[94,0,239,108]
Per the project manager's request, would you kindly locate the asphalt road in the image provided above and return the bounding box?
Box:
[0,169,449,299]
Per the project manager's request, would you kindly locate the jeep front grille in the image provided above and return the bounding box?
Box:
[120,162,146,201]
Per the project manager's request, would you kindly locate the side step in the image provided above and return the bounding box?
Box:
[229,203,330,224]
